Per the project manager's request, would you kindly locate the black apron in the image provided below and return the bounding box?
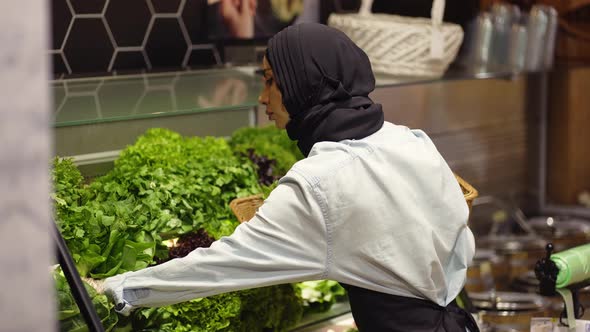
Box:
[342,284,480,332]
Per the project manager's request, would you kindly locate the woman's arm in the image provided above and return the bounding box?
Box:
[104,172,327,315]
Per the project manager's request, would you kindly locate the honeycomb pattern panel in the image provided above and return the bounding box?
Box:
[105,0,152,47]
[63,18,114,74]
[51,0,73,50]
[52,53,68,79]
[187,49,218,68]
[182,0,208,44]
[146,18,188,69]
[112,51,148,72]
[150,0,181,13]
[50,0,220,77]
[70,0,107,14]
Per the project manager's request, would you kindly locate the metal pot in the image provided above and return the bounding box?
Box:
[527,216,590,251]
[478,235,547,290]
[470,291,549,332]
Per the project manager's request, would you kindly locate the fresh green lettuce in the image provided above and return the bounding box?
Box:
[54,268,118,332]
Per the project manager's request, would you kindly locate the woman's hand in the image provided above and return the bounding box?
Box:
[82,277,105,294]
[83,277,133,316]
[219,0,257,39]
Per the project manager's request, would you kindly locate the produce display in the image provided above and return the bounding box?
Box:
[52,126,346,332]
[54,268,119,332]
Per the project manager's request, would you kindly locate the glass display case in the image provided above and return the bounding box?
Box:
[53,64,517,158]
[51,65,527,332]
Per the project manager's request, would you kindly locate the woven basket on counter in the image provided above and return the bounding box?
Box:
[455,173,478,213]
[230,174,478,223]
[327,0,464,78]
[230,194,265,223]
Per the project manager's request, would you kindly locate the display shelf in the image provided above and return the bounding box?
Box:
[374,65,517,88]
[52,65,520,128]
[52,67,262,128]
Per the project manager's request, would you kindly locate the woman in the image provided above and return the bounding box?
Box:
[104,23,478,331]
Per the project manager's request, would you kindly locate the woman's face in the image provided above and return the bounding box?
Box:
[258,56,290,129]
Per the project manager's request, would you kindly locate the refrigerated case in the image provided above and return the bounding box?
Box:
[52,64,546,331]
[53,65,520,176]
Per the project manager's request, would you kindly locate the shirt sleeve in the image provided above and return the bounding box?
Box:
[103,171,327,314]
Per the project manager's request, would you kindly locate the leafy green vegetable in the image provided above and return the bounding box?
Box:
[234,284,303,332]
[53,129,264,278]
[132,293,242,332]
[93,129,262,240]
[54,268,118,332]
[132,285,302,332]
[52,158,159,278]
[296,280,347,314]
[230,126,303,177]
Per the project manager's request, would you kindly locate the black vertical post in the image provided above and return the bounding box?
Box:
[53,222,105,332]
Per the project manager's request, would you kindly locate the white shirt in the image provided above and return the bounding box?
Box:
[104,121,476,315]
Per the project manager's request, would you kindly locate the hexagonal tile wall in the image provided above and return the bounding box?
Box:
[69,0,107,14]
[50,0,218,76]
[52,53,69,78]
[112,51,148,72]
[105,0,152,47]
[51,0,73,50]
[182,0,209,44]
[150,0,181,13]
[145,18,188,69]
[63,18,115,74]
[187,49,218,68]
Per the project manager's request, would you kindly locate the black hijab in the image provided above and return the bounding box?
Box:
[266,23,384,157]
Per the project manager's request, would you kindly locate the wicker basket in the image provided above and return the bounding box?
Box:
[229,174,478,223]
[229,194,265,223]
[455,173,478,213]
[327,0,464,78]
